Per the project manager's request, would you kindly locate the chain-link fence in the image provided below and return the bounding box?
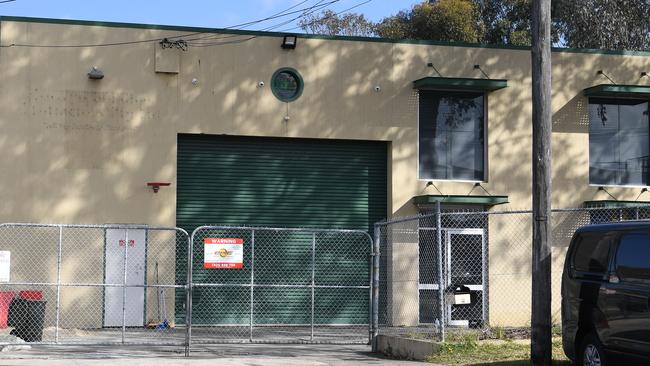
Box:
[188,226,373,345]
[0,223,190,349]
[0,223,373,354]
[7,207,641,354]
[373,204,650,344]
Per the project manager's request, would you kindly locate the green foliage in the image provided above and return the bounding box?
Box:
[299,0,650,51]
[376,0,481,42]
[425,338,570,366]
[491,326,510,340]
[298,9,376,37]
[554,0,650,50]
[478,0,533,45]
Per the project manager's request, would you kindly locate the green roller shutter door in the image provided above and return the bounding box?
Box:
[176,134,387,325]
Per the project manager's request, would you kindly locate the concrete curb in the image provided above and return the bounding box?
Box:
[375,335,441,361]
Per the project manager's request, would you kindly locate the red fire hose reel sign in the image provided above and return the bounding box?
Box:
[204,238,244,269]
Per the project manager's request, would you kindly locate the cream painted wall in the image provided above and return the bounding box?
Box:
[1,19,650,330]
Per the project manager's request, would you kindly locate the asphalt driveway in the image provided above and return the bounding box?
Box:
[0,344,430,365]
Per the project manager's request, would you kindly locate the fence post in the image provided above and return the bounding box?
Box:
[55,225,63,343]
[436,202,445,342]
[185,230,194,357]
[121,228,129,345]
[371,223,380,352]
[250,229,255,342]
[368,232,374,345]
[311,232,316,341]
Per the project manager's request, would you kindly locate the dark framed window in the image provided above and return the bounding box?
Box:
[572,232,613,275]
[419,91,486,181]
[616,232,650,282]
[271,67,304,103]
[589,98,650,186]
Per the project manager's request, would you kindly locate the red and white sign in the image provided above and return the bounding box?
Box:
[204,238,244,269]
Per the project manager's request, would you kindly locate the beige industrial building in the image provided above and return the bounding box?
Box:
[0,16,649,331]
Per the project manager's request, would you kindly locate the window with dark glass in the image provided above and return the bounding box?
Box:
[572,232,612,274]
[589,98,650,186]
[419,91,485,181]
[616,232,650,281]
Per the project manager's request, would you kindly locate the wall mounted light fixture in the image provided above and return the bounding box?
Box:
[147,182,171,193]
[87,67,104,80]
[281,35,298,49]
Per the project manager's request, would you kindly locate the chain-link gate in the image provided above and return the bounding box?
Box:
[0,223,190,350]
[0,223,374,354]
[188,226,374,347]
[372,204,650,348]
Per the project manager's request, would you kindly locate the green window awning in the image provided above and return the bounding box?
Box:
[584,84,650,98]
[584,200,650,208]
[413,77,508,92]
[413,194,509,206]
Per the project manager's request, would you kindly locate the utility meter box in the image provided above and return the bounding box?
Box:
[450,285,472,305]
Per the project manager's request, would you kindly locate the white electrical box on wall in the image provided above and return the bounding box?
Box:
[0,251,10,283]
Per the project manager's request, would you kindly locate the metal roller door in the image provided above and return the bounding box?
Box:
[175,134,387,325]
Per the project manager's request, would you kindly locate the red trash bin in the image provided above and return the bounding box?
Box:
[0,292,15,328]
[19,291,42,301]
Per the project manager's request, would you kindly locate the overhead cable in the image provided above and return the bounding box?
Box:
[0,0,339,48]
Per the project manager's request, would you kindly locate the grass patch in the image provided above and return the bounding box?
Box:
[425,338,570,365]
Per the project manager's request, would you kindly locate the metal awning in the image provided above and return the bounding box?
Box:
[584,84,650,98]
[413,194,509,206]
[584,200,650,208]
[413,77,508,92]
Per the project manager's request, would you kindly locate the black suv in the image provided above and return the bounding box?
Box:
[562,221,650,365]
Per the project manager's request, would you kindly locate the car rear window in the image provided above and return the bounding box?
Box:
[572,232,612,274]
[616,232,650,282]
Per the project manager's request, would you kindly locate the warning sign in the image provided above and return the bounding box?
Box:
[204,238,244,269]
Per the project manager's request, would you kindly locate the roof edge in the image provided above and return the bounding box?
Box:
[584,84,650,98]
[413,76,507,92]
[3,16,650,56]
[413,194,509,206]
[584,200,650,208]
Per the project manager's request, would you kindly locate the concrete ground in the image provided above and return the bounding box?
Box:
[0,344,430,365]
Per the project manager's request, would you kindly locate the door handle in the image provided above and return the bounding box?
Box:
[599,287,616,295]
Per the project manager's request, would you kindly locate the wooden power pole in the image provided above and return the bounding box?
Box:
[531,0,552,365]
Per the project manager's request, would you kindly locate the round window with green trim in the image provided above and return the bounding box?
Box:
[271,68,304,103]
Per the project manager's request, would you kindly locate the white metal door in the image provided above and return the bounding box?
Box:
[104,228,146,327]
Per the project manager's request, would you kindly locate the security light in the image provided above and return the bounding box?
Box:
[281,35,297,50]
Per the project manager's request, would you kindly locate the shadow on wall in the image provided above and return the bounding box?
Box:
[552,93,589,134]
[0,19,649,330]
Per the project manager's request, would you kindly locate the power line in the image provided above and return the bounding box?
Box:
[190,0,337,34]
[185,0,333,47]
[0,0,17,4]
[187,0,375,48]
[0,0,339,48]
[183,0,335,44]
[279,0,373,33]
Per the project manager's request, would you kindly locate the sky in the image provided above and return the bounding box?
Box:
[0,0,420,32]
